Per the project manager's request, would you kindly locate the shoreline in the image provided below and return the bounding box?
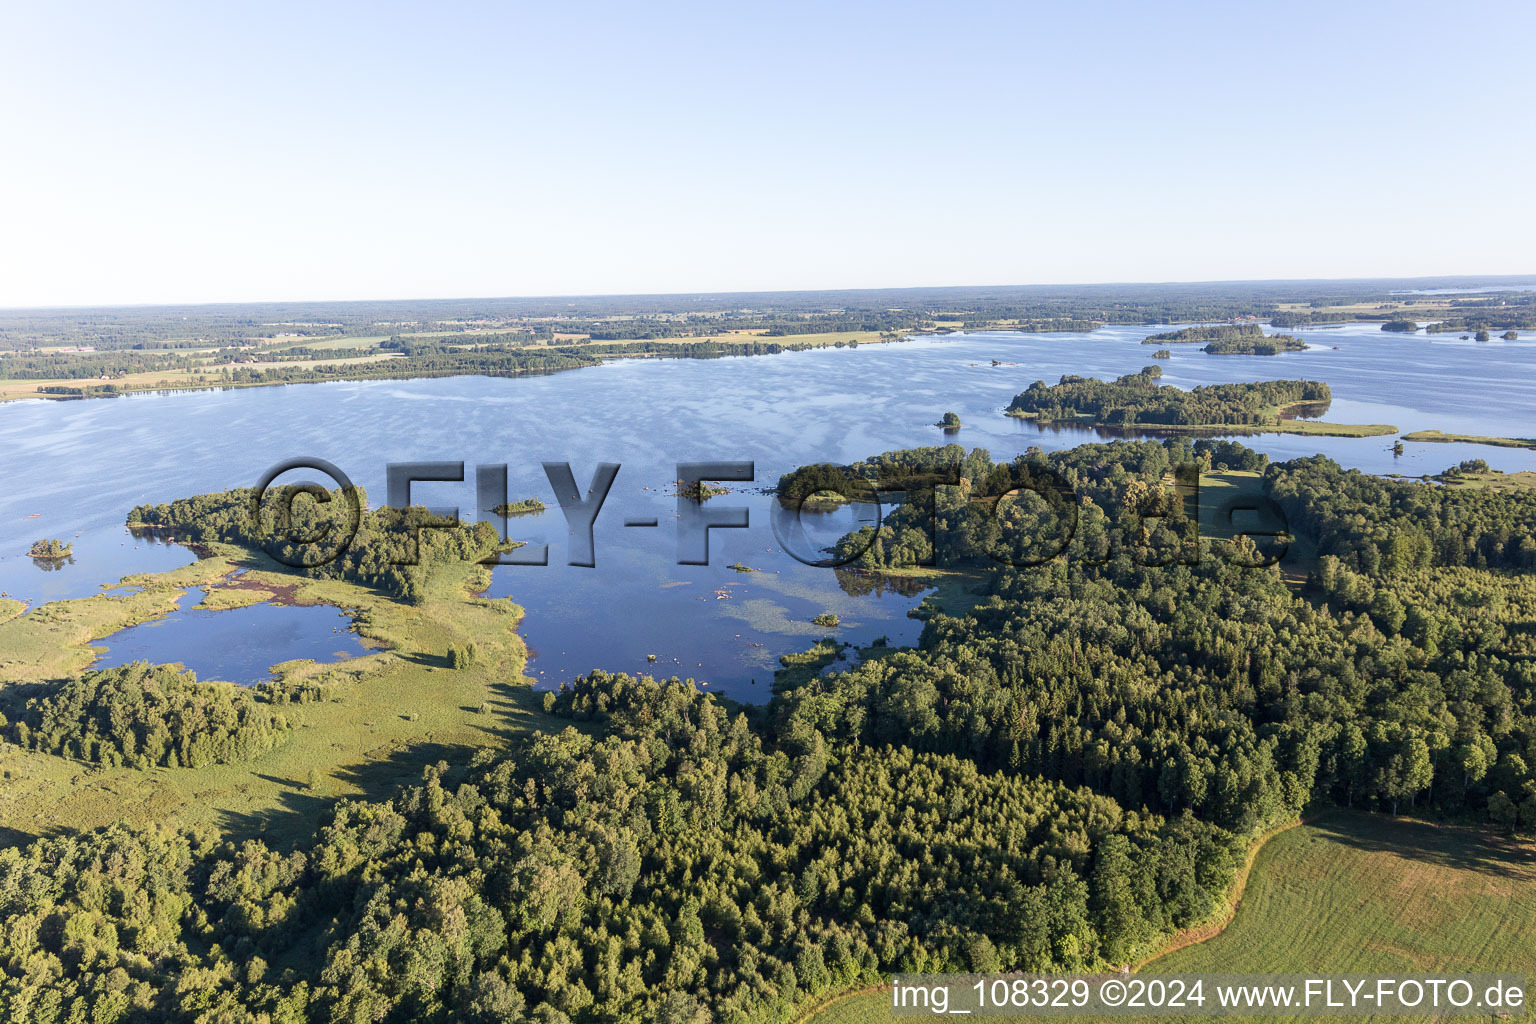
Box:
[0,330,917,405]
[1402,429,1536,450]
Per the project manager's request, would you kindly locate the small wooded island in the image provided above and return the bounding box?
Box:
[1142,323,1306,355]
[936,411,962,429]
[1005,370,1393,436]
[27,538,73,560]
[673,479,730,500]
[1202,333,1307,355]
[489,497,544,516]
[1142,323,1260,344]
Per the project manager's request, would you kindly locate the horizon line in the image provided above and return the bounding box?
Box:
[4,272,1536,316]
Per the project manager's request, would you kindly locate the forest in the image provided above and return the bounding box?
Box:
[1141,324,1265,345]
[1,662,292,768]
[1005,371,1331,426]
[1135,323,1307,353]
[128,488,503,603]
[1200,333,1307,356]
[0,436,1531,1022]
[793,439,1536,826]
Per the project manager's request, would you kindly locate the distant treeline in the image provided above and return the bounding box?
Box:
[0,349,193,379]
[955,318,1099,332]
[1427,314,1536,334]
[215,347,599,387]
[6,279,1532,351]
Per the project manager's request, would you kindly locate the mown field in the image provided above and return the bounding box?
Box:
[805,812,1536,1024]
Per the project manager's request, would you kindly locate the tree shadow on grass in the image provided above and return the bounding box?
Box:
[222,742,478,850]
[216,679,557,850]
[1308,810,1536,882]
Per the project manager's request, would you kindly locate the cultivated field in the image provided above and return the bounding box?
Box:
[806,813,1536,1024]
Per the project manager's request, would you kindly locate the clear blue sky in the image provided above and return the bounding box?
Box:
[2,0,1532,307]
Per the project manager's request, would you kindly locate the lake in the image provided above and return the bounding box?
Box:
[2,322,1533,701]
[93,586,370,685]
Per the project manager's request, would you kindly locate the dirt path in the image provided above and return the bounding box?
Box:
[789,817,1306,1024]
[1133,816,1303,969]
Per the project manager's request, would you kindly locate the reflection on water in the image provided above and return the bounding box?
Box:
[3,320,1534,701]
[93,588,369,686]
[30,555,74,572]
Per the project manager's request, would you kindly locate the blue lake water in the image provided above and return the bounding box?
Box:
[92,587,370,686]
[2,322,1534,701]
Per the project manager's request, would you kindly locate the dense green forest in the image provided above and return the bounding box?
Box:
[793,440,1536,825]
[0,435,1533,1021]
[1267,456,1536,572]
[1141,324,1264,345]
[0,667,1244,1023]
[1005,370,1330,426]
[2,662,292,768]
[1202,333,1307,355]
[128,489,502,603]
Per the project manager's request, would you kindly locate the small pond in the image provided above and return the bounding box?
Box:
[93,587,369,685]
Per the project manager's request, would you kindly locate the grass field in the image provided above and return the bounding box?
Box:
[1402,429,1536,450]
[1003,411,1397,439]
[0,351,403,401]
[0,544,552,849]
[1194,470,1315,580]
[1271,300,1455,317]
[1269,419,1397,438]
[805,812,1536,1024]
[1428,469,1536,491]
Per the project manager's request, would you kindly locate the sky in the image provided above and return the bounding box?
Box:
[1,0,1533,307]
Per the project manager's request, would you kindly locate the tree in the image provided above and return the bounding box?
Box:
[1489,791,1519,829]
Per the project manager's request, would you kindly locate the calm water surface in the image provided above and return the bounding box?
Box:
[93,587,369,686]
[2,323,1533,701]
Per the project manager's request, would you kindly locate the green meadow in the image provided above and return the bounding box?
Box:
[805,812,1536,1024]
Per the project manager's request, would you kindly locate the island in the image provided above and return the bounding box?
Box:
[27,538,73,560]
[812,611,840,627]
[1401,430,1536,450]
[936,411,962,429]
[1142,323,1262,344]
[673,479,731,500]
[1202,332,1308,355]
[1005,370,1395,436]
[490,497,545,516]
[1135,323,1307,354]
[1381,319,1419,332]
